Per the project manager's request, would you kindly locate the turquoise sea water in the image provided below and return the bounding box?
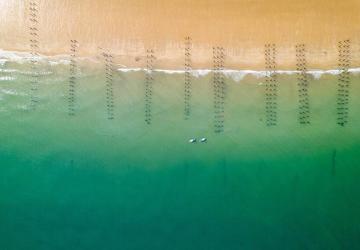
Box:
[0,60,360,249]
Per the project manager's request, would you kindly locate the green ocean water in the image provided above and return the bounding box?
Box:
[0,61,360,249]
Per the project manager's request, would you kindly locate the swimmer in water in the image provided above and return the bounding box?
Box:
[200,138,207,143]
[189,138,196,143]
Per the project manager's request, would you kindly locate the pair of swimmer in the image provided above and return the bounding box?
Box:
[189,138,207,143]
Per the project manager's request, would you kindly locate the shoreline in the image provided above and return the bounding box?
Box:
[1,47,360,73]
[1,48,360,83]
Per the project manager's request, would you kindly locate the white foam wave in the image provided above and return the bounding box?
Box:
[1,48,360,82]
[18,71,53,76]
[0,49,73,65]
[0,76,16,81]
[117,67,360,82]
[48,59,71,65]
[0,68,17,73]
[0,88,26,96]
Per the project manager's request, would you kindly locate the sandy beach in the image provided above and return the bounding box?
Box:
[0,0,360,69]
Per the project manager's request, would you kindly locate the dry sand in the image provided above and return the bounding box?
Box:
[0,0,360,69]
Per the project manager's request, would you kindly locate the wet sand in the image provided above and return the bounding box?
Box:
[0,0,360,69]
